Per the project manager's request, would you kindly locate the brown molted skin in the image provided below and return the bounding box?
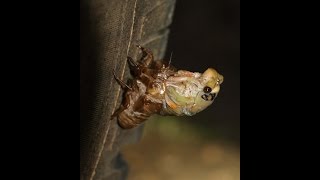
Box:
[112,45,176,129]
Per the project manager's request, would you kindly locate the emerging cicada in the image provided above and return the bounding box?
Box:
[112,45,223,129]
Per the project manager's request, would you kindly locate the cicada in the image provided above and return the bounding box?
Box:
[112,45,223,129]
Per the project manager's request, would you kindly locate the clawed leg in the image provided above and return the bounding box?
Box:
[137,45,154,67]
[111,78,133,120]
[127,56,140,76]
[127,56,138,67]
[113,70,132,91]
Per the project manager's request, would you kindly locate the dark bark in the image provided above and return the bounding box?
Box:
[80,0,176,179]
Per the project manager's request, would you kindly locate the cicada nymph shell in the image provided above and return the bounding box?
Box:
[112,45,223,129]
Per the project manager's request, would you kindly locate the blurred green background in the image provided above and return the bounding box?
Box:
[122,0,240,179]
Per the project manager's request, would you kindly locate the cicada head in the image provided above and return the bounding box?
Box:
[190,68,223,114]
[163,68,223,116]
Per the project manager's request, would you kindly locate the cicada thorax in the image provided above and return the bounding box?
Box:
[117,93,163,129]
[114,46,175,129]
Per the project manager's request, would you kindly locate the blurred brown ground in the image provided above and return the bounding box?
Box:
[121,116,240,180]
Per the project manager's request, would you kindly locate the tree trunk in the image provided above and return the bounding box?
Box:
[80,0,176,179]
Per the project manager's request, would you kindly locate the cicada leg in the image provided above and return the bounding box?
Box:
[127,55,154,87]
[111,72,134,120]
[112,69,132,91]
[137,45,154,67]
[127,56,140,77]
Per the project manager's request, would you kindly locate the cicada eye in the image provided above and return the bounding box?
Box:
[201,93,217,101]
[201,94,209,101]
[210,93,217,100]
[203,86,212,93]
